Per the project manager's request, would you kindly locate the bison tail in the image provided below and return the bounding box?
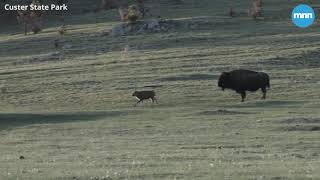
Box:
[259,72,270,89]
[266,77,270,89]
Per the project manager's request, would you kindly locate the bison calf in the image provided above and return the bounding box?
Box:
[218,69,270,102]
[132,90,157,106]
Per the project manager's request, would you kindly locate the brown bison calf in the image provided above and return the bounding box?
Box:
[132,90,157,106]
[218,69,270,102]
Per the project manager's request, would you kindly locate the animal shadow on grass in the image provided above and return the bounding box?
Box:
[0,111,126,130]
[226,100,305,108]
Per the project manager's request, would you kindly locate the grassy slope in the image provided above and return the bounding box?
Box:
[1,0,320,179]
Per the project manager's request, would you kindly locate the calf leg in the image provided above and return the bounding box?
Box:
[134,99,143,107]
[240,91,246,102]
[151,97,158,104]
[261,88,267,99]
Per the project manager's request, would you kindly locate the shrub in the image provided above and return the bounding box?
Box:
[127,4,140,23]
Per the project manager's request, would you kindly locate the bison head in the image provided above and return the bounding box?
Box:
[218,72,231,91]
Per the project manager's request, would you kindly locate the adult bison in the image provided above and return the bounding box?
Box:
[218,69,270,102]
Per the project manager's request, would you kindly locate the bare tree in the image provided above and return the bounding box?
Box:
[16,0,44,35]
[17,11,43,35]
[249,0,263,19]
[101,0,145,21]
[229,7,236,17]
[136,0,145,17]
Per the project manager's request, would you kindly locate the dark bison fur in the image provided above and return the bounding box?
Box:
[218,69,270,102]
[132,90,157,106]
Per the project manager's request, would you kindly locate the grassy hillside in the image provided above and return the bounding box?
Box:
[0,0,320,179]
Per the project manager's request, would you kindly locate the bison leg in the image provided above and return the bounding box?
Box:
[240,91,246,102]
[261,88,267,99]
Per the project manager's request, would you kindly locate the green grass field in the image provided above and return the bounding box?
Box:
[1,0,320,179]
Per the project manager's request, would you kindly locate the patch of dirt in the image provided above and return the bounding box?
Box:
[13,52,63,65]
[180,145,245,150]
[281,118,320,124]
[279,117,320,132]
[282,125,320,132]
[270,177,290,180]
[61,80,102,86]
[108,17,218,37]
[258,50,320,70]
[181,144,264,150]
[196,109,253,116]
[291,153,305,159]
[243,156,263,160]
[109,19,178,37]
[160,73,218,81]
